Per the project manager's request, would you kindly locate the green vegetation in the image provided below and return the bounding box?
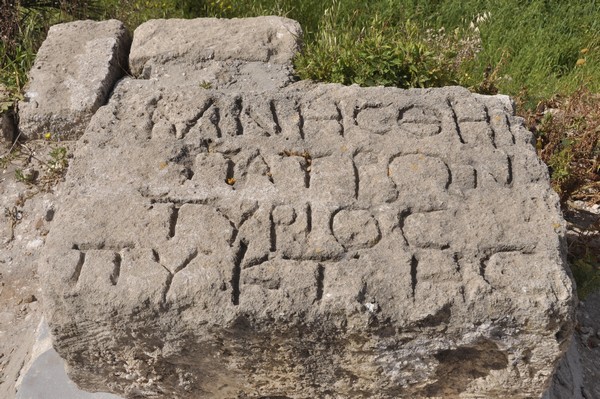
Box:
[572,253,600,299]
[1,0,598,296]
[3,0,600,102]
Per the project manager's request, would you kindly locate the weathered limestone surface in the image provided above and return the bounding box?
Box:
[129,17,301,90]
[38,17,575,399]
[18,20,130,140]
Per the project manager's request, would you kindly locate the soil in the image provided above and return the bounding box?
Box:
[0,138,75,398]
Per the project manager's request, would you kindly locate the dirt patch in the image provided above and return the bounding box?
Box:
[0,138,74,397]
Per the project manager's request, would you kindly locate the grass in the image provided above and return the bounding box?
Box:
[1,0,598,297]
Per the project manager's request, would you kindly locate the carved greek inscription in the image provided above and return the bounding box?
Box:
[331,209,381,250]
[98,88,533,312]
[354,102,443,137]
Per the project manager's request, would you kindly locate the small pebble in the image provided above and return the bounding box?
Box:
[26,238,44,250]
[45,208,55,222]
[23,294,37,304]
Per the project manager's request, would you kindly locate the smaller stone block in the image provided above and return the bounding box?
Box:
[129,17,302,90]
[18,20,131,140]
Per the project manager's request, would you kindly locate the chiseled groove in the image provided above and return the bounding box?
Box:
[109,252,122,286]
[335,102,344,137]
[174,249,198,274]
[225,160,235,186]
[306,203,312,235]
[211,105,222,138]
[352,159,360,199]
[506,155,513,185]
[396,208,411,246]
[234,97,244,136]
[168,206,180,239]
[243,254,269,269]
[303,160,311,189]
[71,251,86,285]
[231,240,248,306]
[71,242,134,251]
[444,162,453,190]
[238,204,259,228]
[453,253,462,273]
[479,257,491,285]
[478,247,530,286]
[329,208,342,243]
[315,264,325,302]
[297,103,305,140]
[182,98,215,138]
[146,197,215,206]
[410,255,418,300]
[160,267,174,308]
[446,99,465,144]
[261,155,274,184]
[269,100,282,134]
[269,209,277,252]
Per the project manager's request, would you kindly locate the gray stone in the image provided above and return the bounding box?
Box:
[40,73,575,397]
[17,20,130,140]
[129,17,301,90]
[15,318,124,399]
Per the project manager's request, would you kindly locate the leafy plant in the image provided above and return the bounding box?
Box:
[528,88,600,203]
[571,253,600,300]
[294,3,457,88]
[14,168,32,183]
[48,146,68,172]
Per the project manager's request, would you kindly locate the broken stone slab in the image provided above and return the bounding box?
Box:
[40,75,575,398]
[18,20,130,140]
[129,17,302,90]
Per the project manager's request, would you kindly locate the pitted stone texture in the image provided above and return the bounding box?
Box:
[18,20,130,140]
[129,17,301,90]
[41,80,575,399]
